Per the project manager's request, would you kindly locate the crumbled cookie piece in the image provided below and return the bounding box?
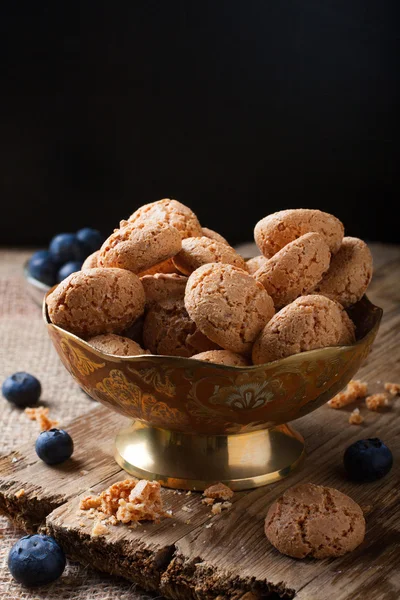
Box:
[24,407,59,431]
[80,495,102,510]
[349,408,364,425]
[91,521,110,537]
[203,482,234,501]
[15,488,25,499]
[201,497,215,506]
[365,393,390,411]
[211,502,222,515]
[328,380,368,409]
[384,382,400,396]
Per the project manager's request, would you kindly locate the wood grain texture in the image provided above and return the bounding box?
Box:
[1,243,399,599]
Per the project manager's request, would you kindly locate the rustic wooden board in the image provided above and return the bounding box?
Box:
[1,244,400,599]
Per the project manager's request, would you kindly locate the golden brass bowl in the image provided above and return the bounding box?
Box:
[43,295,382,490]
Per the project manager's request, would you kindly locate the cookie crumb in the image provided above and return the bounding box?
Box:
[185,519,191,525]
[211,502,222,515]
[80,495,102,510]
[186,491,192,496]
[182,505,192,512]
[79,470,89,476]
[11,457,18,463]
[328,380,368,409]
[24,407,59,431]
[15,488,25,499]
[221,501,232,510]
[365,393,389,411]
[384,382,400,396]
[91,521,109,537]
[203,482,234,501]
[201,497,215,506]
[205,522,214,529]
[348,408,364,425]
[79,521,85,527]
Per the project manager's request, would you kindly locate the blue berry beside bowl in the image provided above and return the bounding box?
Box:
[76,227,104,254]
[27,250,57,287]
[57,260,83,282]
[2,372,41,407]
[8,534,66,588]
[49,233,87,265]
[35,429,74,465]
[344,438,393,482]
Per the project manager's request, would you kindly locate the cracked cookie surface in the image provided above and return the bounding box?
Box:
[98,221,181,274]
[201,227,229,245]
[46,267,145,338]
[254,232,331,308]
[88,333,148,357]
[265,483,365,559]
[143,299,219,357]
[254,209,344,258]
[312,237,373,307]
[246,255,269,275]
[185,263,275,355]
[173,236,246,275]
[82,250,99,269]
[141,273,188,307]
[191,349,249,366]
[252,294,355,364]
[128,198,202,239]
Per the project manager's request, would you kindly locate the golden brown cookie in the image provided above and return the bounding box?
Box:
[46,268,145,338]
[254,209,344,258]
[185,264,275,354]
[254,232,331,308]
[138,258,179,276]
[246,255,269,275]
[88,334,148,357]
[312,237,373,307]
[173,236,246,275]
[141,273,188,306]
[192,350,249,367]
[143,299,219,357]
[265,483,365,559]
[98,221,181,274]
[82,250,100,270]
[202,227,229,245]
[128,198,202,239]
[252,294,355,364]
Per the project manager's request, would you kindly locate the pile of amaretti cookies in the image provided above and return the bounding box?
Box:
[46,199,373,366]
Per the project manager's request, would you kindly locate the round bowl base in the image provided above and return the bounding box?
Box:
[114,421,305,491]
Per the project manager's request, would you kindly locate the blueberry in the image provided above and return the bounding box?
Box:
[27,250,57,286]
[49,233,86,265]
[76,227,104,254]
[57,260,83,282]
[35,429,74,465]
[344,438,393,482]
[8,534,66,587]
[2,372,41,407]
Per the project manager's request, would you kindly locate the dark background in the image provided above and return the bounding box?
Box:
[1,1,398,247]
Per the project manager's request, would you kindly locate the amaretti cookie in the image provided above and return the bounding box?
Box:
[173,236,246,276]
[192,350,249,367]
[185,263,275,354]
[254,209,344,258]
[138,258,178,276]
[82,250,99,270]
[141,273,188,306]
[202,227,229,245]
[312,237,373,307]
[252,295,355,364]
[265,483,365,559]
[128,198,203,239]
[143,299,219,357]
[46,268,145,338]
[246,255,269,275]
[98,221,181,274]
[254,232,331,308]
[88,334,148,357]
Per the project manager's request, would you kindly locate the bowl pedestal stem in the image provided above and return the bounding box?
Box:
[114,421,305,491]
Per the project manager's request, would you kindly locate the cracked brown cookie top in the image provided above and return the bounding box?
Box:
[312,237,373,307]
[141,273,188,306]
[173,236,246,276]
[246,255,269,275]
[202,227,229,245]
[46,267,145,338]
[254,209,344,258]
[128,198,203,239]
[191,349,249,367]
[82,250,99,270]
[254,232,331,309]
[98,221,181,274]
[252,294,355,364]
[88,334,148,357]
[265,483,365,559]
[185,263,275,355]
[143,299,219,357]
